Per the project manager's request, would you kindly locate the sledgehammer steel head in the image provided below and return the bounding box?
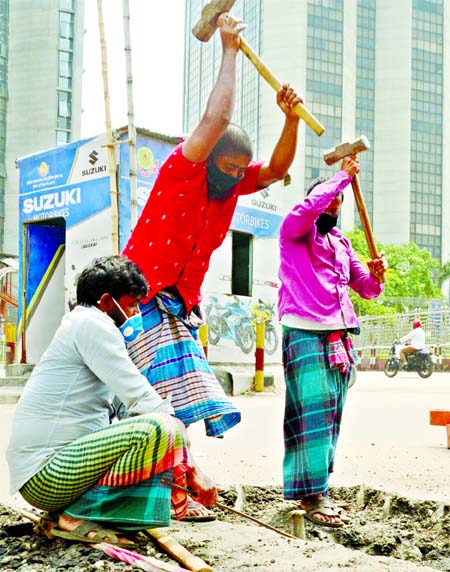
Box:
[323,135,370,166]
[192,0,237,42]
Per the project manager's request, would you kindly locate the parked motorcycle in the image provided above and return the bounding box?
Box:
[204,296,255,354]
[383,342,434,378]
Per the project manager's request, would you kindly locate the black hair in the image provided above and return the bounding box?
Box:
[76,255,148,306]
[306,176,344,202]
[209,123,253,161]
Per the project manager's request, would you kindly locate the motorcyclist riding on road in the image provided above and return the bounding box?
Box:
[399,319,426,368]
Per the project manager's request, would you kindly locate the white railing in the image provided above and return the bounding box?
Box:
[354,310,450,366]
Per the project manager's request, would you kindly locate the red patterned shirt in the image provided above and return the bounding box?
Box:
[123,144,264,312]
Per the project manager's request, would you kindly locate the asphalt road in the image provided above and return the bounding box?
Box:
[189,370,450,503]
[1,370,449,509]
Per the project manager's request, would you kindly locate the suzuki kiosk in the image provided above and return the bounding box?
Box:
[17,128,284,365]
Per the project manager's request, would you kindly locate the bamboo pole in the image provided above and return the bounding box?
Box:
[97,0,119,254]
[122,0,138,228]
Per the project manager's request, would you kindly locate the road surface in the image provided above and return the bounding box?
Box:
[1,370,449,507]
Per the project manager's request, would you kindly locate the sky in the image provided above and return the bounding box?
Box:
[81,1,186,139]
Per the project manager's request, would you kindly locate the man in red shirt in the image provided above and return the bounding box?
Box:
[124,16,302,312]
[122,15,302,518]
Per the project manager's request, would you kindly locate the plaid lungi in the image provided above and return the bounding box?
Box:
[282,327,352,500]
[127,293,241,437]
[20,413,190,527]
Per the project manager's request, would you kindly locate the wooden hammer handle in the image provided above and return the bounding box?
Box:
[145,528,213,572]
[239,37,325,136]
[351,175,384,284]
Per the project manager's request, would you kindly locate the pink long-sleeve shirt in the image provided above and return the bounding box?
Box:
[278,171,384,330]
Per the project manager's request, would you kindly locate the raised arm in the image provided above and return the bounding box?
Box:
[182,15,246,164]
[280,156,358,240]
[257,85,302,188]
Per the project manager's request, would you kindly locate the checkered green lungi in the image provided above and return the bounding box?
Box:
[20,413,190,527]
[282,327,351,500]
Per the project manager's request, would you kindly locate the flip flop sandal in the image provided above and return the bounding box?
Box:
[44,520,137,547]
[171,498,216,522]
[172,513,216,523]
[170,509,216,522]
[302,497,346,528]
[334,506,351,524]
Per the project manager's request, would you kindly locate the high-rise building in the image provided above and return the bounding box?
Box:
[0,0,9,253]
[184,0,448,266]
[0,0,84,254]
[184,0,262,154]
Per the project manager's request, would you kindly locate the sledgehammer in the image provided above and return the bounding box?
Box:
[323,136,384,283]
[192,0,325,136]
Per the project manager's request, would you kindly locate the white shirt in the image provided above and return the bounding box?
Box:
[281,313,346,331]
[400,327,426,350]
[7,305,172,493]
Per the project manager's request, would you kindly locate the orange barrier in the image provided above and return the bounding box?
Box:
[429,410,450,426]
[429,410,450,449]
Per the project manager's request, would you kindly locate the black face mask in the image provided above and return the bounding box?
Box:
[316,213,338,235]
[207,160,243,200]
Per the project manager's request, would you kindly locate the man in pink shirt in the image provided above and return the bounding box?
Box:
[278,156,387,527]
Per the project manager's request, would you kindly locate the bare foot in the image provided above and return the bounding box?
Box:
[301,494,344,526]
[58,514,132,543]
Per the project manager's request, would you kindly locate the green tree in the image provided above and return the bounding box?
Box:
[345,228,443,315]
[438,261,450,286]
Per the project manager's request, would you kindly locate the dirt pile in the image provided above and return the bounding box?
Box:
[1,484,449,572]
[219,485,450,570]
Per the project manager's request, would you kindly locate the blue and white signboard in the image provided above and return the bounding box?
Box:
[16,128,283,365]
[17,133,114,362]
[17,130,181,363]
[231,203,282,238]
[231,180,283,238]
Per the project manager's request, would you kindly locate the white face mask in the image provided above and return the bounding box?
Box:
[111,297,144,343]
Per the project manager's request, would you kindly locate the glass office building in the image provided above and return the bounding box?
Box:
[0,0,8,248]
[184,0,262,155]
[410,0,443,260]
[183,0,448,263]
[355,0,376,223]
[2,0,84,254]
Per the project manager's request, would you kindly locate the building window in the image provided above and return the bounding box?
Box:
[56,130,70,145]
[60,0,74,11]
[57,6,74,145]
[58,50,73,80]
[58,91,71,118]
[232,232,253,297]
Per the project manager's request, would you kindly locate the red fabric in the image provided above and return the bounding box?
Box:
[123,144,264,312]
